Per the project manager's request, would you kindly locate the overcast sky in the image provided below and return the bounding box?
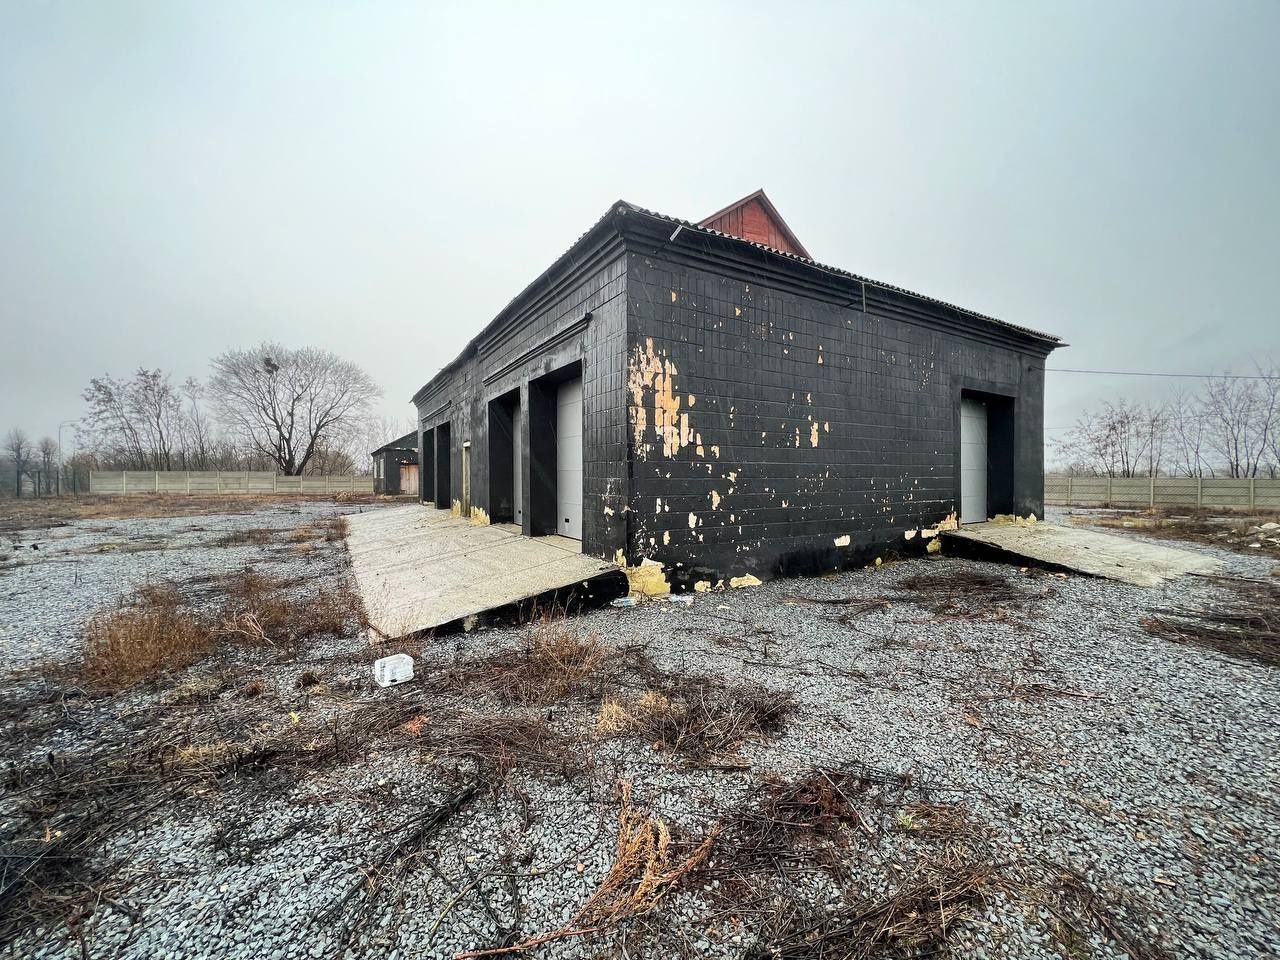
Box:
[2,0,1277,453]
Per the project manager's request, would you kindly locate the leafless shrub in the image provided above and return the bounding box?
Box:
[745,858,992,960]
[448,611,607,705]
[215,527,277,547]
[80,586,214,690]
[425,711,588,781]
[1142,577,1280,665]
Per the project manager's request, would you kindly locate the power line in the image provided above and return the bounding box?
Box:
[1047,367,1272,380]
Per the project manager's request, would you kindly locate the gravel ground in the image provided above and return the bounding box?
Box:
[2,504,1278,960]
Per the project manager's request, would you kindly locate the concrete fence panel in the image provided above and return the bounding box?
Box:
[1047,475,1280,510]
[90,471,374,495]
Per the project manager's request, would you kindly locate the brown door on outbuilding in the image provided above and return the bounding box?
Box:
[400,464,418,496]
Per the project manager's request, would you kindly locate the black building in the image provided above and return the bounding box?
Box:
[371,432,419,496]
[412,192,1061,587]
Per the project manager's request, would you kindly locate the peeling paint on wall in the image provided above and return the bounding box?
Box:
[834,534,851,547]
[614,550,672,596]
[710,490,721,509]
[469,506,491,526]
[687,512,698,529]
[729,573,762,588]
[628,337,694,459]
[810,422,820,448]
[451,499,462,517]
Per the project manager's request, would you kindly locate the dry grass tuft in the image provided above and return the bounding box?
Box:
[217,573,366,647]
[596,679,792,760]
[576,782,717,926]
[80,586,214,690]
[448,611,607,705]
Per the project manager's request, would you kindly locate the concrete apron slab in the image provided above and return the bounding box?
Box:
[942,521,1222,587]
[346,505,620,637]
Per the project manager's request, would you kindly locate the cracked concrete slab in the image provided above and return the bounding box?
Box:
[346,505,619,637]
[942,521,1223,587]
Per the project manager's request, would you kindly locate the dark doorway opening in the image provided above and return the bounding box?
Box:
[420,427,435,504]
[434,423,452,510]
[527,362,582,539]
[487,391,520,525]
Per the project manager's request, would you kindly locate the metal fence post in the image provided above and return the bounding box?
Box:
[186,472,191,495]
[1106,476,1112,507]
[1250,477,1256,511]
[273,474,278,493]
[1066,475,1073,505]
[1150,475,1155,507]
[154,471,159,493]
[121,471,127,495]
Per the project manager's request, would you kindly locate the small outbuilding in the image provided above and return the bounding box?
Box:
[371,432,419,496]
[412,190,1062,588]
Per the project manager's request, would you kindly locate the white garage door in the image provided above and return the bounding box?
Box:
[960,398,988,524]
[512,404,523,526]
[556,378,583,540]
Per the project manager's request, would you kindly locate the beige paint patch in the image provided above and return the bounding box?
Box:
[810,422,820,448]
[920,512,960,539]
[710,445,720,458]
[927,538,942,554]
[904,529,918,540]
[710,490,721,509]
[671,290,678,302]
[817,345,824,364]
[663,530,671,545]
[450,499,462,517]
[687,512,698,529]
[729,573,763,589]
[469,506,491,526]
[628,338,693,459]
[834,534,851,547]
[694,580,712,593]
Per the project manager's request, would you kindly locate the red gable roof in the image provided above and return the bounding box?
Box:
[698,189,811,259]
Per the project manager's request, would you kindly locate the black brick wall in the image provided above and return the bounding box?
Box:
[623,248,1047,583]
[414,247,629,561]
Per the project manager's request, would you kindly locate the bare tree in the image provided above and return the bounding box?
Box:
[4,429,34,497]
[209,344,380,476]
[81,369,184,469]
[1166,386,1210,477]
[38,436,57,495]
[1054,398,1166,477]
[178,377,216,470]
[1201,370,1277,478]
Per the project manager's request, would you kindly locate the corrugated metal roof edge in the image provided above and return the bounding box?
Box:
[622,202,1062,345]
[411,198,1062,404]
[371,431,419,455]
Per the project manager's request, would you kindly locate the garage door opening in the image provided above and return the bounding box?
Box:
[556,377,583,539]
[487,391,521,525]
[433,423,452,510]
[527,363,583,546]
[419,427,435,504]
[959,392,1014,523]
